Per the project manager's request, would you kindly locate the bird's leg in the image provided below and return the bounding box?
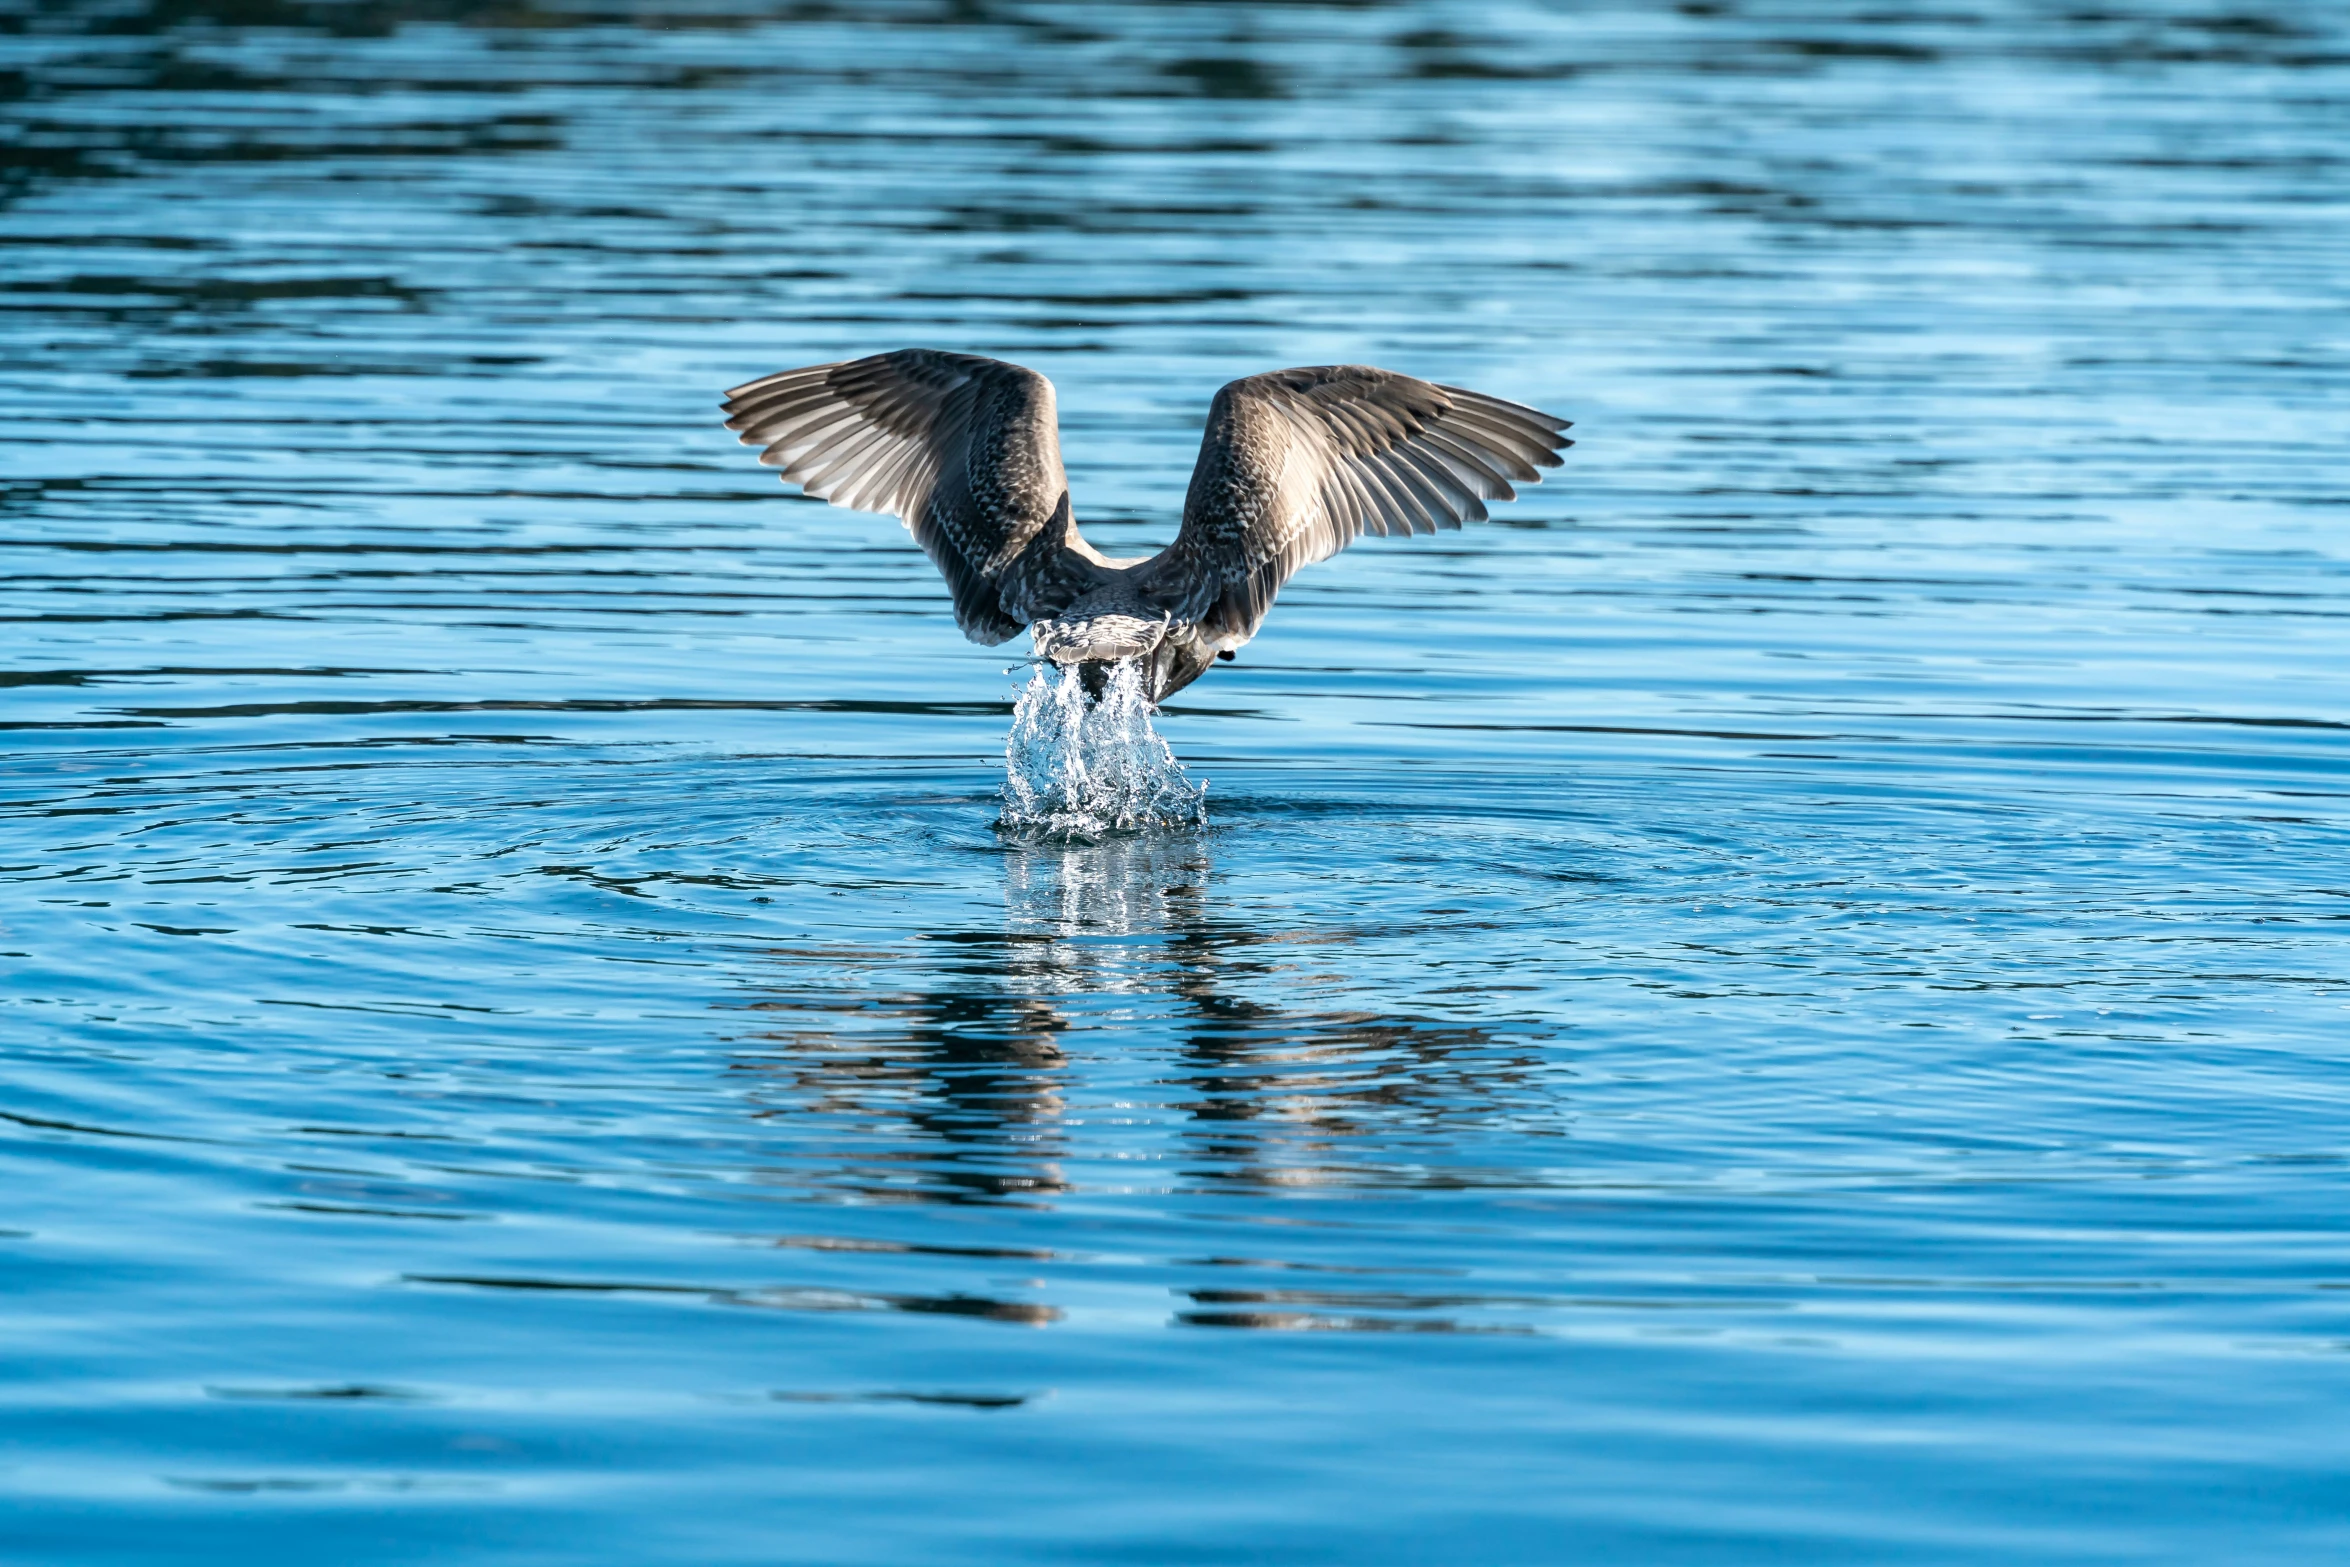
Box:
[1076,660,1112,703]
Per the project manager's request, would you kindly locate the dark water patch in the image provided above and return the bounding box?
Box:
[769,1388,1034,1409]
[165,1474,494,1493]
[0,1107,212,1141]
[754,1232,1063,1261]
[407,1274,1062,1323]
[101,696,1016,720]
[0,271,428,308]
[259,1201,488,1219]
[206,1383,436,1400]
[1155,55,1286,99]
[1177,1311,1542,1335]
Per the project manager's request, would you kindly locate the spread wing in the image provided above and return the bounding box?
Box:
[1136,365,1571,648]
[721,349,1102,646]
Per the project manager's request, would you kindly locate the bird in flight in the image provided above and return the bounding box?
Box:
[721,351,1571,703]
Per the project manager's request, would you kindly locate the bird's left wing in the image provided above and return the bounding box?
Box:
[722,349,1100,645]
[1136,365,1571,649]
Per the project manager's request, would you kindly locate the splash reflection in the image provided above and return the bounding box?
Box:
[731,834,1562,1213]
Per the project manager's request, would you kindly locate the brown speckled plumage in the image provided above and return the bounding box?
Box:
[721,351,1571,703]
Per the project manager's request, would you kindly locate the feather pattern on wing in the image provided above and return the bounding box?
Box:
[1134,366,1572,652]
[721,349,1105,645]
[722,355,1572,705]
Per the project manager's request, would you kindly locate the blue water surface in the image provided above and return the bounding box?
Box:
[2,2,2348,1561]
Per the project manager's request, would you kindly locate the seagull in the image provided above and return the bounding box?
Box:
[721,351,1571,703]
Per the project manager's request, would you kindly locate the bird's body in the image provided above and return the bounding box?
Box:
[722,351,1571,703]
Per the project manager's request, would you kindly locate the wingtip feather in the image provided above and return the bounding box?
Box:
[723,363,837,403]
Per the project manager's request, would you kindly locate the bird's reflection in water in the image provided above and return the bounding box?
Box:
[730,833,1556,1211]
[729,928,1074,1206]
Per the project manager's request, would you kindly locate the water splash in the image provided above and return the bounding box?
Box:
[1000,660,1206,839]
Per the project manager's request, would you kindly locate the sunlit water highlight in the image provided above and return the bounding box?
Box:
[1000,659,1206,839]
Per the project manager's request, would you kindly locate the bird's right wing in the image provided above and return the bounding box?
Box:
[1137,365,1570,648]
[722,349,1099,646]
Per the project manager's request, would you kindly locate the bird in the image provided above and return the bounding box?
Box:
[720,351,1571,704]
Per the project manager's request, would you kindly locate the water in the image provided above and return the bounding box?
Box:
[1001,659,1205,838]
[3,1,2347,1560]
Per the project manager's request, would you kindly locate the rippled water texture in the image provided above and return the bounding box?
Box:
[4,2,2348,1562]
